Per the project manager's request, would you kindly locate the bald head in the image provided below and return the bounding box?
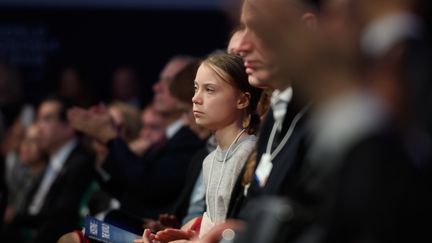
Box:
[152,56,194,115]
[228,28,245,55]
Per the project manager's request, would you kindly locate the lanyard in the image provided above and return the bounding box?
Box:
[266,104,309,160]
[255,104,310,187]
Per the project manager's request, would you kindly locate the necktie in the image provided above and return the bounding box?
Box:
[270,88,292,132]
[271,99,288,150]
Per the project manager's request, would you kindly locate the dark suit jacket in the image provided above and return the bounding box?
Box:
[323,125,432,243]
[228,96,310,218]
[12,143,95,243]
[250,96,309,193]
[323,27,432,242]
[170,146,209,222]
[102,125,204,219]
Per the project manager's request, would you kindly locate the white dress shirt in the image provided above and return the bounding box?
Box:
[166,118,185,140]
[270,87,293,131]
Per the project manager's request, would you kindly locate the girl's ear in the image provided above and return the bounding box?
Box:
[237,92,251,110]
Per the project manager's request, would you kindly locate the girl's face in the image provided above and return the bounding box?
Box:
[192,64,245,131]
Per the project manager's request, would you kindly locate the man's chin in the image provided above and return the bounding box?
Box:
[248,75,270,89]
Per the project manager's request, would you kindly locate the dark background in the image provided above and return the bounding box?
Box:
[0,4,235,105]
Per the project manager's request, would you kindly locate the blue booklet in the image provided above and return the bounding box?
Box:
[84,216,141,243]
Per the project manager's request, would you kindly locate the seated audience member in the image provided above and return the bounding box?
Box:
[141,28,263,232]
[56,103,161,243]
[138,53,262,242]
[228,0,315,220]
[227,26,245,56]
[143,26,267,235]
[230,0,432,242]
[87,102,143,217]
[207,1,318,242]
[5,97,95,243]
[2,122,28,221]
[129,104,167,157]
[143,59,211,232]
[68,56,205,220]
[92,101,142,168]
[58,60,204,243]
[1,96,36,222]
[2,108,36,225]
[57,67,93,108]
[304,1,432,242]
[111,67,144,108]
[131,60,211,232]
[3,125,47,224]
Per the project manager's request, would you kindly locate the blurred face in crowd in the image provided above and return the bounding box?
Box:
[59,68,81,99]
[19,125,43,165]
[238,1,278,89]
[139,106,166,144]
[192,64,246,131]
[152,58,189,114]
[227,28,246,55]
[36,101,73,154]
[112,68,138,100]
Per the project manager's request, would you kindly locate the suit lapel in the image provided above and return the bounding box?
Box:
[255,96,309,195]
[256,109,275,167]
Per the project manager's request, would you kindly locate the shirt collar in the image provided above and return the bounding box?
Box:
[49,138,77,172]
[271,87,293,105]
[166,118,185,139]
[270,87,293,123]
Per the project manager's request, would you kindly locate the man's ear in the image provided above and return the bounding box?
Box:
[237,92,251,110]
[301,12,318,30]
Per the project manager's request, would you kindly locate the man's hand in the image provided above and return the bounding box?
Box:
[134,229,156,243]
[68,105,118,144]
[129,138,153,156]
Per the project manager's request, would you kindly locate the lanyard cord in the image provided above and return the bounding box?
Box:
[265,104,310,161]
[206,128,246,222]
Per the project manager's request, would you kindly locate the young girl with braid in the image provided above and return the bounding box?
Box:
[135,53,262,243]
